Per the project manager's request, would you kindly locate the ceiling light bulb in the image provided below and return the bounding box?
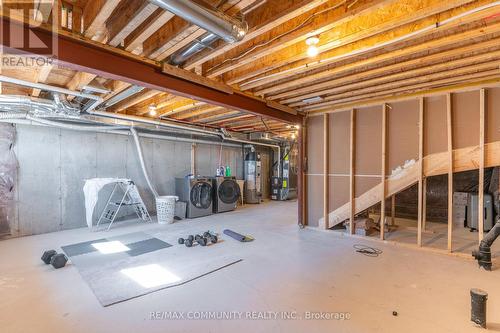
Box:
[291,133,296,139]
[306,36,320,46]
[307,45,319,58]
[148,104,157,116]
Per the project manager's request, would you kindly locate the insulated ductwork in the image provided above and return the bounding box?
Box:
[170,32,219,66]
[149,0,247,43]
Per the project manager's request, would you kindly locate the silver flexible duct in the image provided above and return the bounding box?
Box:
[0,75,103,113]
[130,127,159,198]
[149,0,247,43]
[170,32,219,66]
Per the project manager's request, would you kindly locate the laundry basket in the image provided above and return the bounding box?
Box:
[156,196,178,224]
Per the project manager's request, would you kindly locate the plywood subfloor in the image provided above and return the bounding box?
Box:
[1,201,499,333]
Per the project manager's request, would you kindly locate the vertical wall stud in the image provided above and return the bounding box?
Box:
[447,93,453,252]
[298,117,306,226]
[350,109,356,234]
[422,177,427,231]
[391,195,396,226]
[380,104,387,240]
[417,97,424,247]
[478,89,485,242]
[323,113,330,230]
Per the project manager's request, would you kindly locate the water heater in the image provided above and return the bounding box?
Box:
[244,148,262,204]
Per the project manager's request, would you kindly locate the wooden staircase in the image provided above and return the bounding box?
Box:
[319,140,500,229]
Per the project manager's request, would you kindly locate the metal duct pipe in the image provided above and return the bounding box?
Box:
[148,0,247,43]
[88,109,224,138]
[0,75,282,177]
[170,32,219,66]
[0,75,103,113]
[103,85,145,108]
[1,118,243,148]
[87,110,282,177]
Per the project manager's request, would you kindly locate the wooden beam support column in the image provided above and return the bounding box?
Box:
[478,88,486,242]
[323,113,330,230]
[380,104,387,240]
[447,93,453,252]
[417,97,424,247]
[349,109,356,235]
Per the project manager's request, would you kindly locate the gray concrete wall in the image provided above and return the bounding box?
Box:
[9,124,244,237]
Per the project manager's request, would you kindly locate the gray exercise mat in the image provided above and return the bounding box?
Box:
[60,231,242,306]
[61,232,171,260]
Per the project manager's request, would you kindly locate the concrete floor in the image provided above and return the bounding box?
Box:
[0,201,499,333]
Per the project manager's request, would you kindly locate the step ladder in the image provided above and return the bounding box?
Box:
[96,181,152,231]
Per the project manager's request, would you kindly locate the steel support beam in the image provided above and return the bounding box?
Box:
[0,17,302,124]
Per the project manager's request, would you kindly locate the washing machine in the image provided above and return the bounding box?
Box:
[175,176,213,218]
[212,176,240,213]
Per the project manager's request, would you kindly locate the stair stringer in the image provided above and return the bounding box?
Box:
[319,140,500,229]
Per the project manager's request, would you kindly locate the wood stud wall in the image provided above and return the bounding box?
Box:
[478,89,485,242]
[349,109,355,235]
[315,88,491,252]
[447,93,453,252]
[323,113,329,230]
[380,104,387,240]
[417,97,424,247]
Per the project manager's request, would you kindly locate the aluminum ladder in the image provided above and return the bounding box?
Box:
[96,181,152,231]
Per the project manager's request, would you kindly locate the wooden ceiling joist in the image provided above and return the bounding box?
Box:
[110,89,161,113]
[173,106,225,120]
[3,0,500,133]
[83,0,122,41]
[308,70,500,112]
[183,0,332,70]
[227,0,490,87]
[124,8,174,54]
[106,0,157,47]
[286,48,500,107]
[205,0,393,78]
[265,36,500,101]
[0,16,301,123]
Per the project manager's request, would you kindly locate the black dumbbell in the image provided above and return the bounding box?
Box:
[41,250,68,269]
[197,237,208,246]
[50,253,68,269]
[41,250,57,264]
[203,231,218,244]
[209,235,218,244]
[178,235,195,246]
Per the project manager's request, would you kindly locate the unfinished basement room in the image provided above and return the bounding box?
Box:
[1,0,500,332]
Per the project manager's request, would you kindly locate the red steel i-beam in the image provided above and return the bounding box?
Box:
[0,16,302,124]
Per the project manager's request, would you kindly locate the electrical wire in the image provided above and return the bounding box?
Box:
[353,244,383,257]
[206,1,351,74]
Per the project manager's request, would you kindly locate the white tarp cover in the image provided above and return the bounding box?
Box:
[83,178,131,229]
